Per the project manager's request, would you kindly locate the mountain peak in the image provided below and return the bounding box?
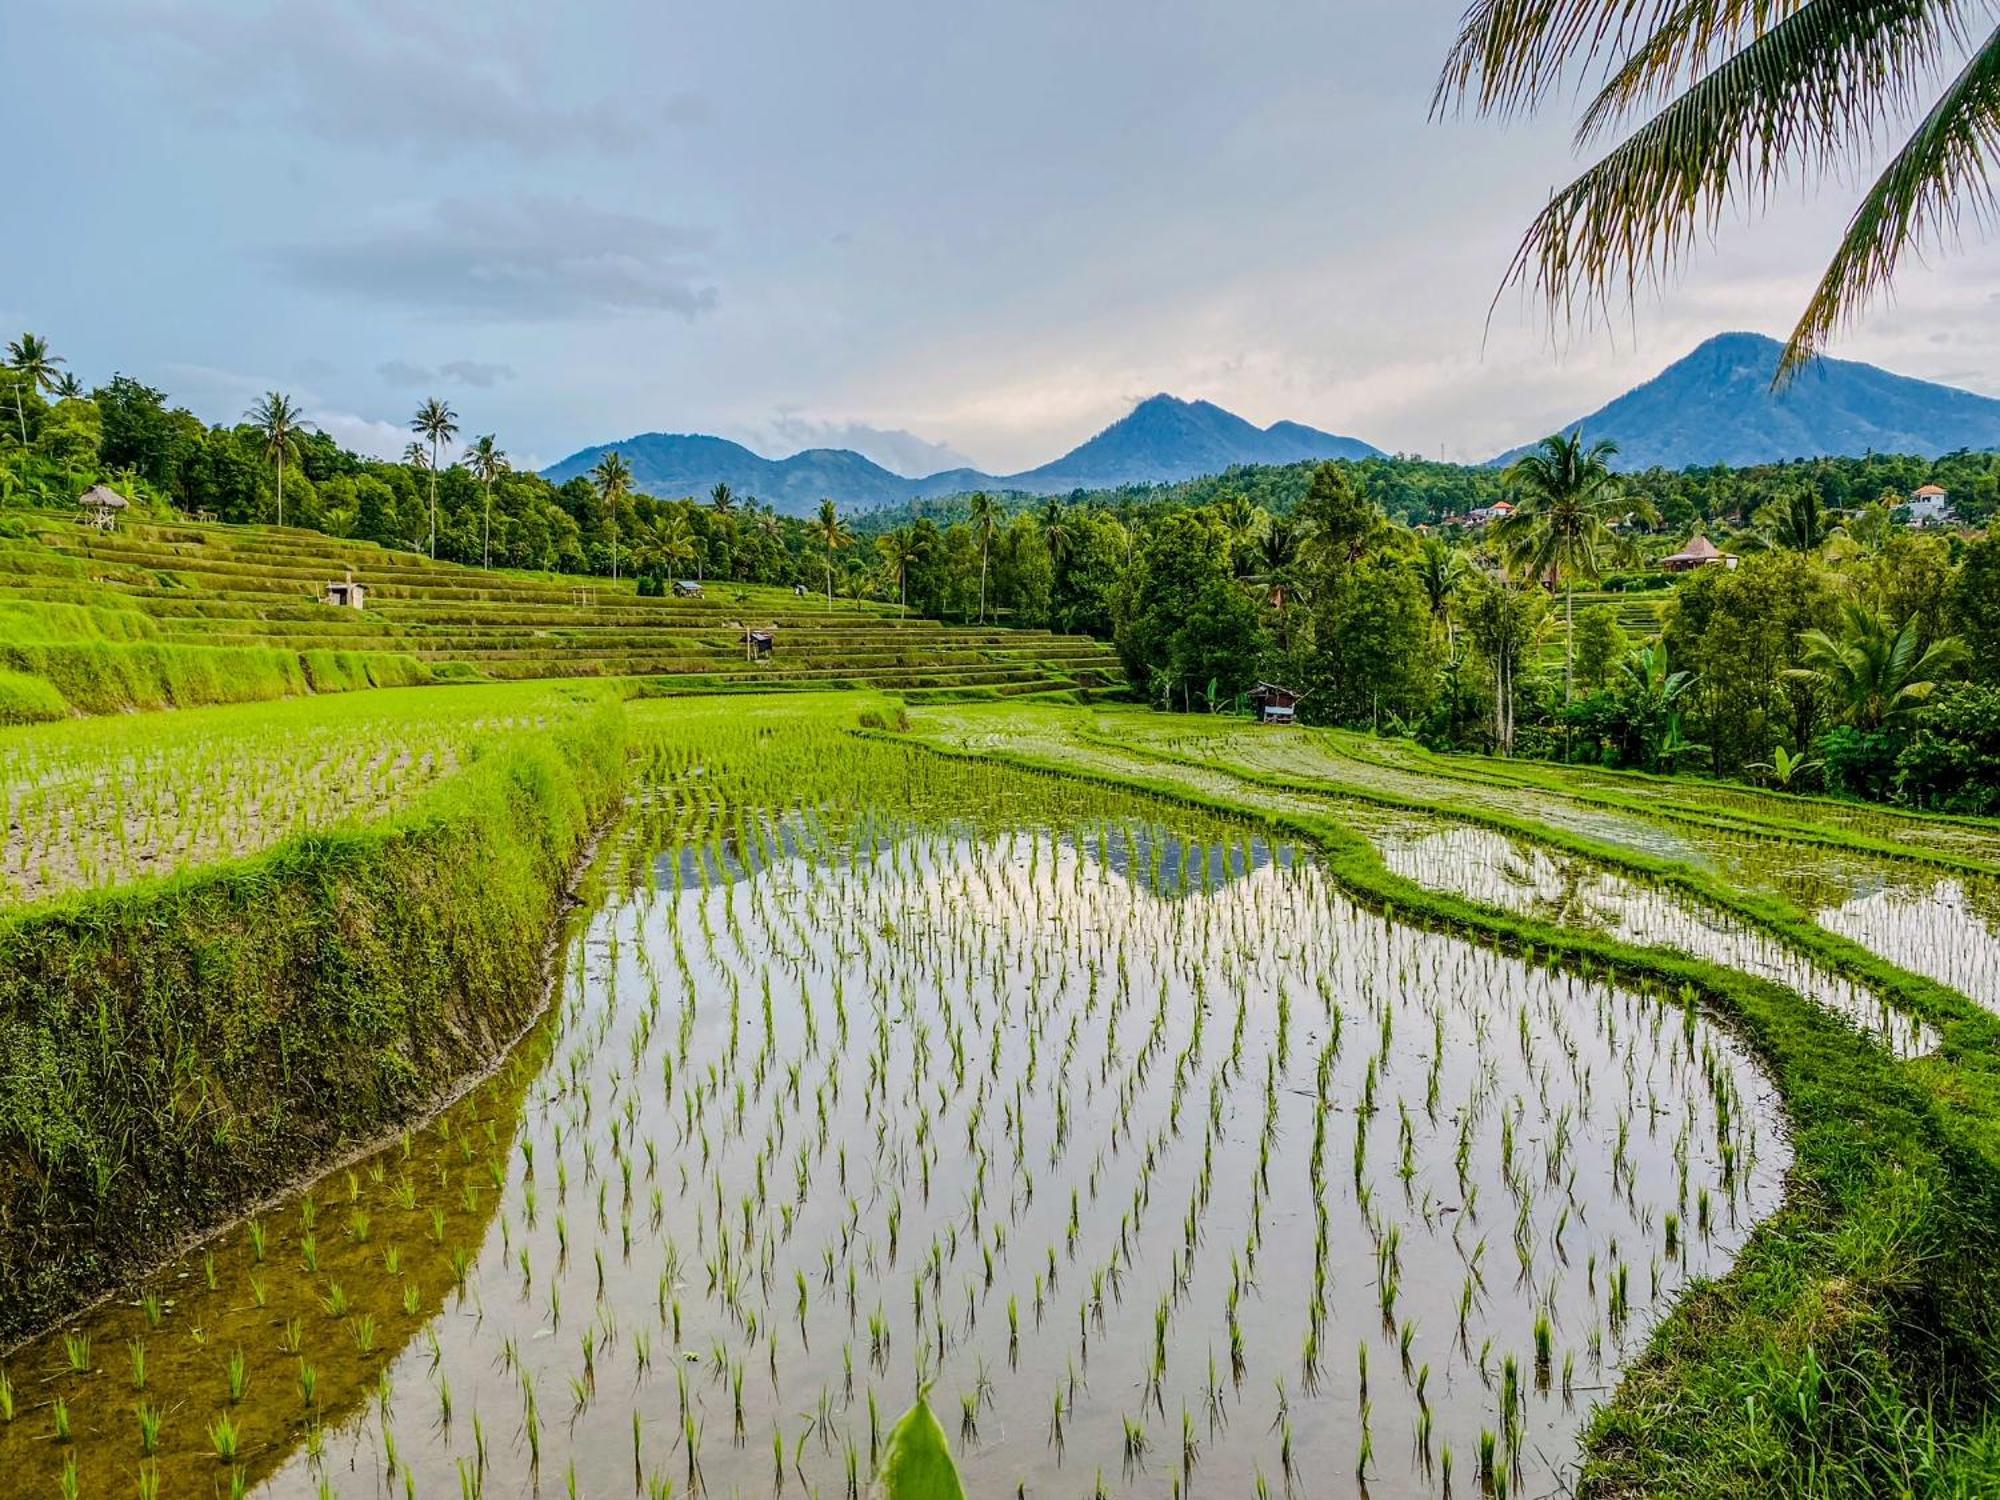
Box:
[1493,332,2000,469]
[544,394,1382,511]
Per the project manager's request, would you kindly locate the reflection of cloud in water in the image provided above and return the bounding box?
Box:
[654,812,1294,901]
[1820,875,2000,1011]
[1376,823,1931,1056]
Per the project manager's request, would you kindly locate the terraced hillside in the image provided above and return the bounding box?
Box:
[0,513,1124,701]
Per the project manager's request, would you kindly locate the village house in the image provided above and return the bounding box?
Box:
[1660,534,1739,573]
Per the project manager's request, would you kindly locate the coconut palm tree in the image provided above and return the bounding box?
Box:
[967,491,1000,623]
[1437,0,2000,376]
[52,372,84,401]
[651,508,698,582]
[246,391,308,528]
[5,334,63,449]
[410,397,459,557]
[1497,431,1631,700]
[875,525,929,620]
[709,482,736,517]
[463,435,509,568]
[592,451,634,580]
[1789,602,1969,732]
[1412,531,1470,653]
[1037,497,1072,568]
[1759,488,1832,554]
[814,499,853,606]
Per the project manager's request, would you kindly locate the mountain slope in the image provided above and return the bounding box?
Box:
[1007,395,1380,490]
[1494,332,2000,470]
[543,395,1380,511]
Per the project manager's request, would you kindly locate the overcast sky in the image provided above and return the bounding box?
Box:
[6,0,1997,475]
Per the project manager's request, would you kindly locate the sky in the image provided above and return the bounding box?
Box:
[5,0,1999,477]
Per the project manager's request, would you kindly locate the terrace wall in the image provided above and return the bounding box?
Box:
[0,703,627,1343]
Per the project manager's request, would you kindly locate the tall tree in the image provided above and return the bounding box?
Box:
[464,434,509,568]
[967,491,1000,623]
[1411,531,1470,652]
[1436,0,2000,374]
[5,333,62,449]
[410,397,459,557]
[875,525,928,619]
[592,451,634,580]
[52,372,83,401]
[815,498,853,606]
[1497,430,1629,700]
[709,482,736,517]
[246,391,308,528]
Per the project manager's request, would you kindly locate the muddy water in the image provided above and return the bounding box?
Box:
[0,782,1786,1499]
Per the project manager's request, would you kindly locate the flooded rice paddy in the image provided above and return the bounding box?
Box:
[1,761,1787,1499]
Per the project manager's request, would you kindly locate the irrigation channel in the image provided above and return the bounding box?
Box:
[0,749,1786,1499]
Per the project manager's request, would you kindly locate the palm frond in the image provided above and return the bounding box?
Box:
[1506,0,1961,320]
[1574,0,1809,141]
[1436,0,1690,118]
[1783,22,2000,372]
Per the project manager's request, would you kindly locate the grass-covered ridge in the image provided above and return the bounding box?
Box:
[0,512,1125,710]
[0,691,626,1342]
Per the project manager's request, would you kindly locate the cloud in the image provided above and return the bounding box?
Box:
[439,359,516,388]
[376,358,432,387]
[274,198,718,321]
[747,414,978,476]
[117,0,702,159]
[378,357,517,389]
[314,410,409,462]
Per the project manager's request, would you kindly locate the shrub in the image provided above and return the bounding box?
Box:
[0,669,69,725]
[1895,684,2000,814]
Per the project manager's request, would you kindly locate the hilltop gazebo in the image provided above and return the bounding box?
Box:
[76,484,129,531]
[1660,535,1738,573]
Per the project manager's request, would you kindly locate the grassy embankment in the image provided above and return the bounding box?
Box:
[0,684,627,1343]
[0,511,1124,721]
[891,701,2000,1496]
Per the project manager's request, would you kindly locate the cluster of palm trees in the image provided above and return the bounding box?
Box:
[239,391,509,563]
[3,333,78,451]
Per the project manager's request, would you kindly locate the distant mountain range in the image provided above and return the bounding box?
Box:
[542,395,1381,513]
[543,334,2000,509]
[1493,331,2000,470]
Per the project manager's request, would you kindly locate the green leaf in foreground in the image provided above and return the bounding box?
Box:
[874,1394,967,1500]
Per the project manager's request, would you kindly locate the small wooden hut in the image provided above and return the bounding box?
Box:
[76,484,129,531]
[323,568,367,609]
[1249,683,1304,725]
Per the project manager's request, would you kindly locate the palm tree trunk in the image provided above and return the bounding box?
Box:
[1564,581,1575,704]
[277,453,285,528]
[979,546,989,624]
[483,482,491,569]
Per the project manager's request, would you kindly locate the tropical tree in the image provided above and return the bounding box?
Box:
[1759,488,1831,553]
[814,498,852,605]
[1436,0,2000,374]
[410,397,459,557]
[52,372,83,401]
[967,491,1000,622]
[1251,516,1307,650]
[246,391,308,527]
[402,441,432,471]
[5,333,63,449]
[1411,532,1470,652]
[649,509,698,581]
[1037,497,1072,568]
[709,482,736,517]
[875,525,929,619]
[1497,430,1630,700]
[464,434,509,568]
[1618,642,1703,772]
[592,451,634,580]
[1789,602,1969,731]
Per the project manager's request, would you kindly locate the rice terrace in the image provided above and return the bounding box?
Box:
[11,1,2000,1496]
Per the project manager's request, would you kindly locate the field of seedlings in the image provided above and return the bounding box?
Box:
[0,680,615,905]
[4,692,2000,1497]
[0,704,1786,1499]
